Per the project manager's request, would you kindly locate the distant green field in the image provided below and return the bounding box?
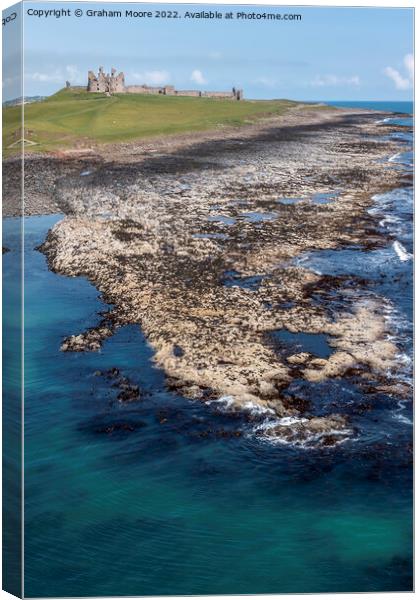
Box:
[2,87,310,155]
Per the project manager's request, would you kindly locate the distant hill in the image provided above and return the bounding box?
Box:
[3,95,46,107]
[2,87,314,155]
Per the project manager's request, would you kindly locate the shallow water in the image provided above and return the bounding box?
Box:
[208,215,236,226]
[3,114,413,596]
[222,269,263,290]
[310,190,340,205]
[240,211,278,223]
[192,232,228,240]
[272,329,333,359]
[2,211,412,597]
[277,196,304,205]
[295,143,413,366]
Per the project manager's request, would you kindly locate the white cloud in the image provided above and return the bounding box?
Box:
[25,65,83,84]
[209,51,222,60]
[28,72,59,83]
[311,74,360,87]
[384,54,413,90]
[131,70,170,85]
[404,54,414,81]
[384,67,410,90]
[190,69,207,85]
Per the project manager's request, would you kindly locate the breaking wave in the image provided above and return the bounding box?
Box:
[392,240,412,262]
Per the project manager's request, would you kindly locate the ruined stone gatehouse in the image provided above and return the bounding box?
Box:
[87,67,125,93]
[87,67,244,100]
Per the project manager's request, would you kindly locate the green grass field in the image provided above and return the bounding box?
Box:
[2,87,312,155]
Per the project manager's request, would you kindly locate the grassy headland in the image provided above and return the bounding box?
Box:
[3,87,310,155]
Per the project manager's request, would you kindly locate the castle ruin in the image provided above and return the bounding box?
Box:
[87,67,243,100]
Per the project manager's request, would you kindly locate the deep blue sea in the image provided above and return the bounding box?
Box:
[2,107,413,597]
[323,100,413,114]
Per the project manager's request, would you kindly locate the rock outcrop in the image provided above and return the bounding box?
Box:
[38,107,408,445]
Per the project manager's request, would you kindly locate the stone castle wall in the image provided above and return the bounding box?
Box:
[125,85,161,95]
[175,90,201,97]
[87,68,243,100]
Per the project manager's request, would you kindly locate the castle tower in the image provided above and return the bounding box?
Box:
[87,67,126,93]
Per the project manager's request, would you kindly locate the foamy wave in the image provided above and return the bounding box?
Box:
[208,395,275,417]
[383,313,411,341]
[392,400,413,426]
[370,188,412,212]
[242,402,275,416]
[382,300,412,366]
[208,395,237,410]
[392,240,412,262]
[389,152,403,163]
[395,352,413,367]
[252,417,353,449]
[209,397,354,449]
[388,151,413,168]
[393,413,413,425]
[379,215,402,228]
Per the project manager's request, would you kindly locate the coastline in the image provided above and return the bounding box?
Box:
[4,209,412,595]
[10,105,413,445]
[2,105,375,216]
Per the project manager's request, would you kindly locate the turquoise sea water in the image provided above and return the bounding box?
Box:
[2,111,413,597]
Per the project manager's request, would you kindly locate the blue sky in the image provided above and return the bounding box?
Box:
[3,2,414,101]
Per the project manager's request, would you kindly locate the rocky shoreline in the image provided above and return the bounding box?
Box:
[19,106,411,445]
